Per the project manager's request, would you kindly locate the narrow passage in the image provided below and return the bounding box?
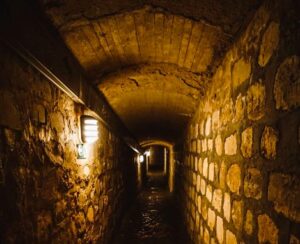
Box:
[114,172,190,244]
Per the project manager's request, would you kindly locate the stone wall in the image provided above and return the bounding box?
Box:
[177,0,300,243]
[0,43,136,243]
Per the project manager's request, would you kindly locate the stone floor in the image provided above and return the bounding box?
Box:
[113,171,191,244]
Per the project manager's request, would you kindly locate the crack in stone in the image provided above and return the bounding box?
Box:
[180,78,201,91]
[128,77,140,87]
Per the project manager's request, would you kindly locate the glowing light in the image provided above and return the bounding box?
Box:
[84,131,99,137]
[84,119,98,125]
[139,155,144,163]
[145,150,150,157]
[83,165,90,176]
[81,116,99,143]
[84,125,98,131]
[85,137,98,143]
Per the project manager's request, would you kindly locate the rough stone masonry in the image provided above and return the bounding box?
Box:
[0,44,136,243]
[176,0,300,243]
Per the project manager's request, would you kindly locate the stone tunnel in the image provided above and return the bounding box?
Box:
[0,0,299,243]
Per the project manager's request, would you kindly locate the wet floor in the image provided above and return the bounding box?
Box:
[113,171,191,244]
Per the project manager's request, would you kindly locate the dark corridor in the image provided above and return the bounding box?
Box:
[1,0,300,243]
[114,172,190,244]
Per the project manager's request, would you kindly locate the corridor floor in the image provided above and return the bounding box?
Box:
[113,172,191,244]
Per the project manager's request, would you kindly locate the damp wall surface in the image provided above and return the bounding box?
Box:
[0,43,137,243]
[176,0,300,243]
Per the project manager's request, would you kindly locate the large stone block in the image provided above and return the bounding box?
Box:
[204,227,210,244]
[215,134,223,156]
[198,158,203,174]
[212,189,223,212]
[258,214,278,244]
[203,158,208,178]
[223,192,231,222]
[226,229,237,244]
[261,126,278,160]
[232,200,243,230]
[208,208,216,231]
[241,127,253,158]
[226,164,241,194]
[244,210,253,235]
[219,161,226,189]
[224,133,237,155]
[244,168,262,199]
[232,58,252,89]
[208,163,215,182]
[87,206,94,222]
[274,55,300,110]
[206,184,213,202]
[197,195,202,213]
[241,3,271,53]
[258,21,280,67]
[205,116,212,136]
[234,94,245,122]
[268,173,300,222]
[247,83,266,121]
[200,120,205,136]
[216,216,224,244]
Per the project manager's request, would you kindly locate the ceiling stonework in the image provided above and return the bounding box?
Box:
[50,6,230,79]
[39,0,260,141]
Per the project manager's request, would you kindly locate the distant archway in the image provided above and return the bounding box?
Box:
[141,140,175,192]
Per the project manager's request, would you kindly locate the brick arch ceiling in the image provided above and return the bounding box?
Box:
[40,1,260,142]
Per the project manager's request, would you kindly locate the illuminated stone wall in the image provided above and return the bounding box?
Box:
[0,44,136,243]
[177,0,300,243]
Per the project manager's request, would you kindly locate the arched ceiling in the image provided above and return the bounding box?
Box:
[39,0,260,142]
[98,63,204,141]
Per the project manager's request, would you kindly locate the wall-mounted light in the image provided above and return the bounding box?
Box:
[145,150,150,157]
[139,155,144,163]
[81,116,99,143]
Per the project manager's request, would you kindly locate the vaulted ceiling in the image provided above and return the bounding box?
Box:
[39,0,260,142]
